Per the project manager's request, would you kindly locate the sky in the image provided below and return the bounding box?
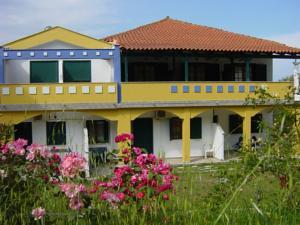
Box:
[0,0,299,80]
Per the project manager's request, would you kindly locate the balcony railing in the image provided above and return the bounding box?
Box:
[121,82,291,103]
[0,83,118,105]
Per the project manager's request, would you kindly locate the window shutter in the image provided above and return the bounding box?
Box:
[30,61,58,83]
[191,117,202,139]
[63,61,91,82]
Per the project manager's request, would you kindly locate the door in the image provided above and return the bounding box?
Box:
[132,118,153,153]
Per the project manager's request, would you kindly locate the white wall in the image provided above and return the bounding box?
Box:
[213,109,273,150]
[4,59,114,84]
[32,40,82,49]
[28,112,117,153]
[151,111,214,158]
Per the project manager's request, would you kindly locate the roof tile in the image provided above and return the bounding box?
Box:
[104,17,300,54]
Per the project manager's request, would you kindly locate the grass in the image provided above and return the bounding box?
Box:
[1,161,299,225]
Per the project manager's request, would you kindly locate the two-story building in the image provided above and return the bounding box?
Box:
[1,17,300,162]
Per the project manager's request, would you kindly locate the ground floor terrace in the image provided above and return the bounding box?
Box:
[0,105,274,163]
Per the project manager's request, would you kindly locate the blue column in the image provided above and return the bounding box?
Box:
[184,60,189,81]
[245,58,251,81]
[113,45,122,103]
[0,48,4,83]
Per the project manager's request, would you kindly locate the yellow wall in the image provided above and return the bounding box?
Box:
[122,82,290,102]
[0,83,118,105]
[4,27,112,49]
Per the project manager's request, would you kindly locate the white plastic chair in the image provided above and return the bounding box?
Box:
[203,143,215,159]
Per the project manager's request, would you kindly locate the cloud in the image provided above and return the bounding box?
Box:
[0,0,121,45]
[267,32,300,81]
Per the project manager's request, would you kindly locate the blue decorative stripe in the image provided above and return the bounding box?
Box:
[228,85,234,93]
[206,85,212,93]
[194,85,201,93]
[2,49,115,60]
[239,85,245,93]
[171,85,178,93]
[0,48,4,83]
[249,85,256,92]
[183,85,189,93]
[217,85,223,93]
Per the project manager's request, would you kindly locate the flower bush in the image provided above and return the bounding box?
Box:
[0,133,178,223]
[92,134,178,210]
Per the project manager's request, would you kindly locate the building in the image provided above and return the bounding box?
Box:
[1,17,300,162]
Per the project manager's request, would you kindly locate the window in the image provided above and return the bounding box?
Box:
[229,115,243,134]
[191,117,202,139]
[189,63,205,81]
[30,61,58,83]
[251,64,267,81]
[14,122,32,145]
[46,122,66,145]
[169,117,182,140]
[188,63,220,81]
[234,65,244,81]
[128,63,168,81]
[86,120,109,144]
[63,61,91,82]
[251,114,263,133]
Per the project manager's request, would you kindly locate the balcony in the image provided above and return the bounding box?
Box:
[0,82,118,106]
[121,82,291,104]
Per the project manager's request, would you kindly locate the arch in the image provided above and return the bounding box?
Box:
[130,108,183,121]
[0,111,43,125]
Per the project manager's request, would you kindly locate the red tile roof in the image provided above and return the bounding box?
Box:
[104,17,300,54]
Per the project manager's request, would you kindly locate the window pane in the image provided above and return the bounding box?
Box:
[46,122,66,145]
[86,120,109,144]
[191,117,202,139]
[229,115,243,134]
[63,61,91,82]
[14,122,32,144]
[169,117,182,140]
[30,61,58,83]
[251,114,262,133]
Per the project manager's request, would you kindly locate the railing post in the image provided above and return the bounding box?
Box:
[184,59,189,81]
[245,58,251,81]
[124,56,128,82]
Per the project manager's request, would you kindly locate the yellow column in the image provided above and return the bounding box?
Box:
[182,109,191,162]
[117,110,131,135]
[242,111,251,148]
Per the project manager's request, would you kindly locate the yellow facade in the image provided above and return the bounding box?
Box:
[4,27,112,49]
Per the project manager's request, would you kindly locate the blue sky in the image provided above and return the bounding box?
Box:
[0,0,299,80]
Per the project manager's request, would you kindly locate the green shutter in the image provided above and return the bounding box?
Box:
[191,117,202,139]
[63,61,91,82]
[46,122,66,145]
[30,61,58,83]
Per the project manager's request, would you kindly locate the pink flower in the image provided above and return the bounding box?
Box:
[100,191,121,203]
[156,183,172,193]
[14,138,27,149]
[1,144,9,154]
[136,192,145,199]
[135,154,147,166]
[14,148,25,155]
[31,207,46,220]
[116,192,126,201]
[60,183,86,198]
[69,197,84,210]
[26,152,35,161]
[115,133,134,143]
[133,147,142,155]
[163,194,169,200]
[60,152,87,178]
